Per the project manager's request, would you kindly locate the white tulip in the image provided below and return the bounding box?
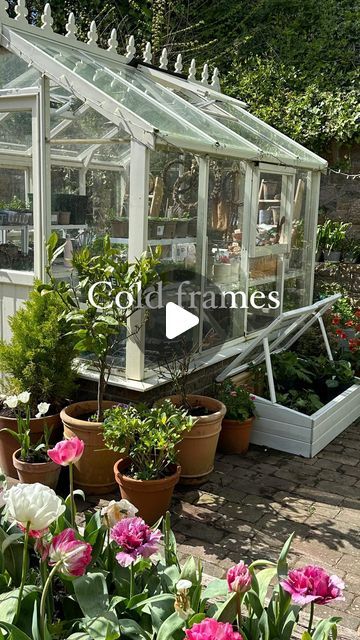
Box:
[3,483,66,531]
[35,402,50,418]
[4,395,18,409]
[17,391,31,404]
[176,579,192,592]
[101,499,138,527]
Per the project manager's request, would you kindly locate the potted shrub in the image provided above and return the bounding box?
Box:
[317,220,351,262]
[215,380,256,454]
[0,282,77,477]
[159,341,226,484]
[103,400,193,524]
[1,392,61,489]
[42,233,160,495]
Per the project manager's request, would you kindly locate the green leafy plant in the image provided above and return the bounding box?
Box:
[41,233,160,422]
[277,389,324,415]
[267,352,315,393]
[316,220,351,254]
[214,380,255,421]
[103,399,193,480]
[0,281,77,414]
[0,393,52,462]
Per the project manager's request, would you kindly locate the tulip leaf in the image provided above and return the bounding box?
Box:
[254,567,278,606]
[179,557,198,585]
[0,622,33,640]
[119,618,151,640]
[74,572,109,618]
[157,612,185,640]
[83,612,120,640]
[312,617,341,640]
[301,633,312,640]
[0,585,39,624]
[277,533,294,579]
[213,592,237,623]
[201,578,228,601]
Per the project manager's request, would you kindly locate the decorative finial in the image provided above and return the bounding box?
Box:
[14,0,28,23]
[40,3,53,32]
[201,63,209,85]
[87,20,98,48]
[174,54,183,74]
[211,67,220,91]
[159,48,168,70]
[65,12,77,39]
[107,28,118,53]
[188,58,196,81]
[125,35,136,61]
[0,0,9,19]
[143,42,152,63]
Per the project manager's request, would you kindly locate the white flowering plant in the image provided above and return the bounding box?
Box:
[1,392,52,462]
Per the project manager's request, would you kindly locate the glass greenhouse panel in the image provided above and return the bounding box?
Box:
[21,34,215,148]
[0,48,40,89]
[0,110,33,271]
[205,158,247,349]
[145,149,201,368]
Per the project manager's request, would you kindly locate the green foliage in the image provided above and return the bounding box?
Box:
[0,281,77,413]
[277,390,324,416]
[316,220,351,253]
[103,400,193,480]
[42,233,160,421]
[214,380,255,421]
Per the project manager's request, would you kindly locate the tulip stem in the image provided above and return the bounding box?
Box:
[236,593,243,631]
[40,561,62,640]
[69,462,75,528]
[16,521,30,622]
[129,562,135,601]
[308,601,315,634]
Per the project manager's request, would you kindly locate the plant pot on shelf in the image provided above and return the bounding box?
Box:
[58,211,71,225]
[164,395,226,485]
[175,219,189,237]
[0,412,62,478]
[148,220,165,239]
[187,218,197,237]
[114,457,181,525]
[218,417,254,455]
[60,400,121,495]
[324,250,341,262]
[12,449,61,489]
[111,219,129,238]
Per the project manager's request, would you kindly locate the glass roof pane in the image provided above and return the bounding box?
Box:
[20,34,216,148]
[0,48,40,89]
[51,104,127,142]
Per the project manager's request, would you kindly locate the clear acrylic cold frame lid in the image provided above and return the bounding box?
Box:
[216,294,341,402]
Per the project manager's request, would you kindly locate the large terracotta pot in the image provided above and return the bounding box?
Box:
[0,413,62,478]
[12,449,61,489]
[165,395,226,484]
[114,456,181,525]
[61,400,120,495]
[218,417,254,455]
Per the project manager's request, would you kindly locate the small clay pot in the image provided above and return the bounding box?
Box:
[218,417,254,455]
[0,413,62,478]
[12,449,61,489]
[114,457,181,525]
[163,395,226,485]
[61,400,121,496]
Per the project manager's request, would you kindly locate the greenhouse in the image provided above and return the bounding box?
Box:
[0,1,328,389]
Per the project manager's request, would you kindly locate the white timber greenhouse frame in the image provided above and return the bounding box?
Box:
[0,0,336,398]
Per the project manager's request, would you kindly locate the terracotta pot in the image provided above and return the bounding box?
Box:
[165,395,226,485]
[61,400,121,495]
[0,413,62,478]
[218,417,254,455]
[12,449,61,489]
[114,457,181,525]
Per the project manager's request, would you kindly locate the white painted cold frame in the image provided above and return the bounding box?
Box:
[216,294,360,457]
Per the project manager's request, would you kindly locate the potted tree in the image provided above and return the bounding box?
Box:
[1,392,61,489]
[215,381,256,454]
[42,233,160,495]
[0,282,77,477]
[159,341,226,484]
[103,400,193,524]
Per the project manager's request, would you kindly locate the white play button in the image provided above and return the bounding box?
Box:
[166,302,199,340]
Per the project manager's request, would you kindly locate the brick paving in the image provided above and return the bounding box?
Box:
[170,420,360,637]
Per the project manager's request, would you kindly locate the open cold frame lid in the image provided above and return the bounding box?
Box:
[216,294,342,402]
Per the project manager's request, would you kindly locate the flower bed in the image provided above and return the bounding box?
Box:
[0,438,346,640]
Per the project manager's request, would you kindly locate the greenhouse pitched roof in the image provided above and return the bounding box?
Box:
[0,2,327,170]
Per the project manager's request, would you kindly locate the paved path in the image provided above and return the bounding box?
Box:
[171,420,360,637]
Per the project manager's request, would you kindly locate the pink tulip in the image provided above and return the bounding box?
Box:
[185,619,243,640]
[48,528,92,577]
[227,561,252,594]
[110,517,162,567]
[48,437,85,466]
[280,565,345,605]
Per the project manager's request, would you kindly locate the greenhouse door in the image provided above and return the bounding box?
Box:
[0,87,49,340]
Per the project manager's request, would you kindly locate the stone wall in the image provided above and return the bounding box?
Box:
[314,262,360,306]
